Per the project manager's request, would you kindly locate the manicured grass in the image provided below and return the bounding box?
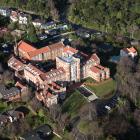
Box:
[62,91,87,118]
[77,120,94,135]
[0,102,8,113]
[85,78,116,99]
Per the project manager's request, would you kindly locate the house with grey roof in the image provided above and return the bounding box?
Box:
[0,84,21,101]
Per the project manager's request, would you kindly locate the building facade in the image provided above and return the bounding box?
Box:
[15,40,65,61]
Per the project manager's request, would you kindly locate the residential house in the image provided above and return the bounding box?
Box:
[0,8,11,17]
[0,84,21,101]
[10,10,19,22]
[32,19,44,28]
[41,21,56,30]
[120,47,138,59]
[56,24,68,30]
[18,12,28,24]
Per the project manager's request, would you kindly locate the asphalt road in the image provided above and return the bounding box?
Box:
[95,92,119,116]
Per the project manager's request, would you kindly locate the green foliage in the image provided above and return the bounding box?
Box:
[68,0,140,39]
[0,101,8,113]
[85,78,116,98]
[0,0,53,18]
[26,22,38,43]
[8,22,18,30]
[0,15,10,27]
[62,91,87,118]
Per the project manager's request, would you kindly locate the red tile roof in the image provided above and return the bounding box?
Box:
[18,41,65,60]
[48,42,65,50]
[128,47,137,53]
[15,81,26,89]
[90,66,100,73]
[28,46,50,58]
[96,65,105,70]
[91,53,99,62]
[46,92,54,98]
[122,47,137,54]
[63,46,78,54]
[18,40,36,53]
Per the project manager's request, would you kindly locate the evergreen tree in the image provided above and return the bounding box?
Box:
[26,22,38,43]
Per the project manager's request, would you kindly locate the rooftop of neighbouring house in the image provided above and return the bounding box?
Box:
[122,47,137,54]
[0,84,20,99]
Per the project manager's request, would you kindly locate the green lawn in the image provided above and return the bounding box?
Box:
[0,102,8,113]
[78,120,91,135]
[85,78,116,99]
[62,91,87,118]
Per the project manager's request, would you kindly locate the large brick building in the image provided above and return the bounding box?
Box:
[9,41,110,107]
[56,46,109,82]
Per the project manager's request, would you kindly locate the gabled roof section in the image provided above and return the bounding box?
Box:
[28,46,50,58]
[18,40,36,53]
[91,53,100,62]
[90,66,101,73]
[48,41,65,50]
[63,46,78,54]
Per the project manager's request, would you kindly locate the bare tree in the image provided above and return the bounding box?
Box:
[47,0,59,20]
[49,104,61,122]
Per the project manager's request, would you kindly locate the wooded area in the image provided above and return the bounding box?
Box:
[68,0,140,38]
[0,0,139,38]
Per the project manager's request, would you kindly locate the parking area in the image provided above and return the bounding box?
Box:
[77,85,98,102]
[95,93,119,116]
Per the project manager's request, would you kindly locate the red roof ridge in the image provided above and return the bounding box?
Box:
[63,46,78,54]
[90,65,100,73]
[18,40,36,53]
[28,46,50,58]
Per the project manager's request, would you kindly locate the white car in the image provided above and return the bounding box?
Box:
[105,105,111,111]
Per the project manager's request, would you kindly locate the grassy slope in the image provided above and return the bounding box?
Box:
[62,91,87,118]
[85,78,116,98]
